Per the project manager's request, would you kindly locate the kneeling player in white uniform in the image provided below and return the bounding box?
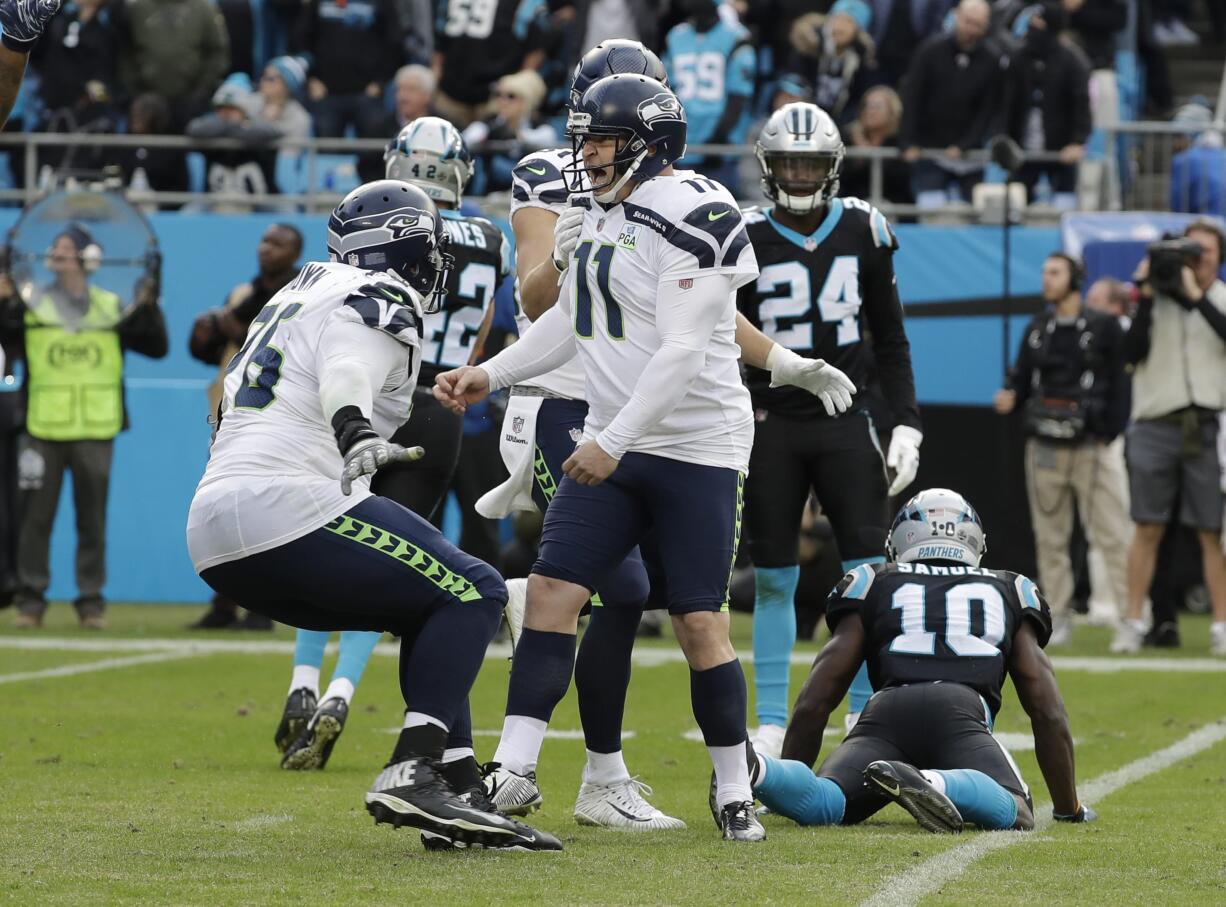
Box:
[748,489,1098,833]
[187,180,559,852]
[274,117,512,776]
[478,40,856,831]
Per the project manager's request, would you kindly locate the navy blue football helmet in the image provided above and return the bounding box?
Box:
[566,75,687,202]
[327,180,454,312]
[569,39,668,111]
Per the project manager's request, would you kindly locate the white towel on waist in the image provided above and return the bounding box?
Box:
[476,394,544,519]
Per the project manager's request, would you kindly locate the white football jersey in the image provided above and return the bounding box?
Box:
[187,261,422,571]
[508,147,588,400]
[558,172,758,470]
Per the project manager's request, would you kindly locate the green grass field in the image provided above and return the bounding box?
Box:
[2,605,1225,906]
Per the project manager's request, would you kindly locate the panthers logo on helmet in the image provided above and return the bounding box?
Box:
[637,93,684,128]
[387,209,433,240]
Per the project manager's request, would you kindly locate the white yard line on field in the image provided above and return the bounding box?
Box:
[2,636,1225,672]
[859,719,1226,907]
[0,650,200,685]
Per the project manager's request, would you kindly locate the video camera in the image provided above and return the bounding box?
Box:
[1146,237,1203,300]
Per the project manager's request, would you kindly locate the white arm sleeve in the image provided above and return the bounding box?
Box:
[596,272,732,460]
[317,316,411,425]
[480,299,577,391]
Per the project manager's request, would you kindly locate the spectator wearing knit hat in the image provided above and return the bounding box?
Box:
[1169,100,1226,216]
[186,75,281,205]
[256,55,312,142]
[783,0,879,125]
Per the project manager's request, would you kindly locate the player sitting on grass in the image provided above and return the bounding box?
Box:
[746,489,1098,832]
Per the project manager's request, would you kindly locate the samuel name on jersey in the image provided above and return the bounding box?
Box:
[559,172,757,470]
[417,211,510,381]
[737,197,918,423]
[827,561,1054,717]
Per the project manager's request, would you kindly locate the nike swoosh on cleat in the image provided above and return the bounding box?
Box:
[609,804,653,823]
[874,778,901,797]
[708,210,730,221]
[525,166,548,176]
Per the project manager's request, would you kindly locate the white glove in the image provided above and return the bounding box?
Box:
[551,205,585,271]
[340,436,424,495]
[766,344,856,416]
[886,425,923,497]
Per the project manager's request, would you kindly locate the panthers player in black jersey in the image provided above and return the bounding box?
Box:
[744,489,1097,833]
[737,102,922,755]
[374,116,510,521]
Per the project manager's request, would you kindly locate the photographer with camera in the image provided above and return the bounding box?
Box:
[1113,220,1226,656]
[995,252,1131,646]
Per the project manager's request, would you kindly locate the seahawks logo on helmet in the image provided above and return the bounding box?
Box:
[387,210,434,240]
[638,93,684,128]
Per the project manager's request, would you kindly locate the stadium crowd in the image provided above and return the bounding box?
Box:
[6,0,1205,206]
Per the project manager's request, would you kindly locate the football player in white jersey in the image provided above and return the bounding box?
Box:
[186,180,559,853]
[272,118,512,777]
[476,42,857,832]
[438,75,854,842]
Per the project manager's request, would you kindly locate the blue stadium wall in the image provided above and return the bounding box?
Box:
[2,210,1057,602]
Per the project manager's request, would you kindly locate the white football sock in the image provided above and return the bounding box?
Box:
[920,769,947,795]
[583,749,631,786]
[321,677,355,705]
[709,742,752,808]
[442,747,475,764]
[492,715,548,774]
[289,665,320,697]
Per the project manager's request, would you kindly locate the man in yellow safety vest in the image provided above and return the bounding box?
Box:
[0,224,166,628]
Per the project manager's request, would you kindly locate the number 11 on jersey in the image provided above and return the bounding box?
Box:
[574,240,624,340]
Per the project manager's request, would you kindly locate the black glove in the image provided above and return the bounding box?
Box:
[0,0,62,52]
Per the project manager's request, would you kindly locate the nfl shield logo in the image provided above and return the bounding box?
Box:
[512,416,525,434]
[678,278,693,290]
[803,238,818,252]
[597,218,605,231]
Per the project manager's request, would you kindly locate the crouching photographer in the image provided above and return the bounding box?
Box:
[996,252,1131,646]
[1115,219,1226,656]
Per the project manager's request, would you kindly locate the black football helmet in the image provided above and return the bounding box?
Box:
[326,180,453,312]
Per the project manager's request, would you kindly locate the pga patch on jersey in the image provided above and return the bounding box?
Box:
[616,223,640,251]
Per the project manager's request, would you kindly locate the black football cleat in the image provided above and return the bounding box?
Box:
[717,801,766,842]
[365,758,563,852]
[863,760,964,834]
[274,687,318,755]
[419,782,507,851]
[281,696,348,770]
